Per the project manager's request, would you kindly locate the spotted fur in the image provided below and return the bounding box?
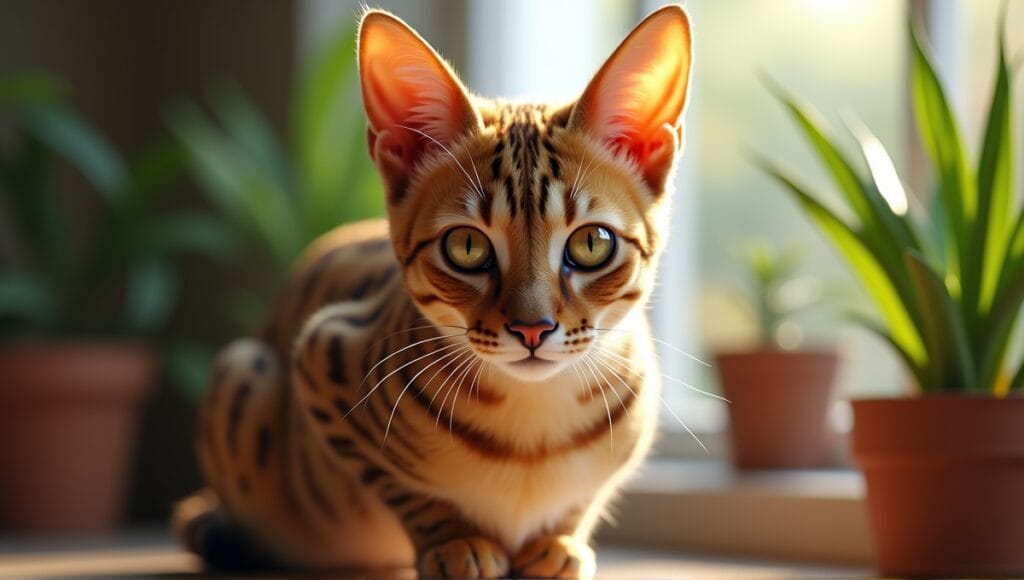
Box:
[174,6,691,578]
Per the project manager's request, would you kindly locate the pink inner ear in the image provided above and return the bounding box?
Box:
[359,12,475,167]
[579,8,691,168]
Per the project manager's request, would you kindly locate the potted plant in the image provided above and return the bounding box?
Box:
[759,11,1024,576]
[715,241,839,469]
[0,72,229,533]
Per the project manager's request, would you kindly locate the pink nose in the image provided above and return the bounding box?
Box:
[506,319,557,349]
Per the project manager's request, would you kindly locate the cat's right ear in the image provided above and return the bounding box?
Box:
[358,10,481,201]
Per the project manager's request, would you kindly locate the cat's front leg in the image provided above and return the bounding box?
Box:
[513,535,596,579]
[389,491,509,578]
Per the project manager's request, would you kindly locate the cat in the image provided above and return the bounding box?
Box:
[173,4,692,578]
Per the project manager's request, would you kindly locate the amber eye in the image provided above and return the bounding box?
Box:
[443,227,493,272]
[565,225,616,270]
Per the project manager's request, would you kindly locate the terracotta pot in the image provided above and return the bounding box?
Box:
[715,349,838,469]
[0,341,154,534]
[853,396,1024,577]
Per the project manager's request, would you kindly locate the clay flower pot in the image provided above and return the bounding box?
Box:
[0,341,155,534]
[715,349,838,469]
[853,396,1024,577]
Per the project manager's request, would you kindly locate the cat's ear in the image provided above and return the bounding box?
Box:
[358,10,481,200]
[570,5,692,193]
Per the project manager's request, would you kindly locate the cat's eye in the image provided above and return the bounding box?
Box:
[565,225,616,270]
[443,227,493,272]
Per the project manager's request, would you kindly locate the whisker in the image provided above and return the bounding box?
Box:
[347,341,464,417]
[382,346,469,444]
[397,124,485,199]
[596,345,729,403]
[590,349,708,454]
[445,358,479,438]
[428,351,476,411]
[370,323,468,352]
[594,327,711,367]
[360,333,462,390]
[433,353,477,429]
[582,355,614,454]
[586,353,629,416]
[661,398,709,454]
[591,355,640,401]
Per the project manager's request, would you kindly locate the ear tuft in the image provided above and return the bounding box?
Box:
[570,5,692,191]
[358,10,480,199]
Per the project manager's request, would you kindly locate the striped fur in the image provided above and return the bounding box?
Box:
[174,6,691,578]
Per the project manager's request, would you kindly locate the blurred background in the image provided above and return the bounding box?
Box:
[0,0,1022,567]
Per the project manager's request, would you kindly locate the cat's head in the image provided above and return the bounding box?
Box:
[358,6,691,382]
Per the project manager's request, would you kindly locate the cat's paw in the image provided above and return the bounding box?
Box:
[513,535,595,579]
[419,537,510,578]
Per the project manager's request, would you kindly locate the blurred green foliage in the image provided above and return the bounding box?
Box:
[166,22,383,331]
[0,71,231,399]
[733,240,822,348]
[759,13,1021,394]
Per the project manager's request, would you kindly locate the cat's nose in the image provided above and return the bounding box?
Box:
[506,319,558,349]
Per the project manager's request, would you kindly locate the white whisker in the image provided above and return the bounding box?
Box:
[661,398,709,454]
[597,345,729,403]
[360,333,461,390]
[382,346,469,445]
[595,327,711,367]
[587,353,629,415]
[347,341,464,418]
[433,353,477,429]
[446,359,479,438]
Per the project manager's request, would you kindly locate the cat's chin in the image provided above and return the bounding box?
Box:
[495,356,567,382]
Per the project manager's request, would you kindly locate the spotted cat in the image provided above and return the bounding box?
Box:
[173,5,692,578]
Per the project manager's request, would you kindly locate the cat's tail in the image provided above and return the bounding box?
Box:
[172,489,279,572]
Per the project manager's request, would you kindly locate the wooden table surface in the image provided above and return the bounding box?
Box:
[0,532,866,578]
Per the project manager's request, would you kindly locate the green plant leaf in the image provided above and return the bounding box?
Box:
[20,105,129,203]
[148,212,235,261]
[123,260,178,334]
[758,156,926,368]
[294,21,384,238]
[904,250,976,392]
[0,272,58,331]
[976,22,1014,318]
[167,101,300,267]
[848,312,928,393]
[0,134,68,287]
[164,340,216,403]
[210,85,293,196]
[909,21,977,319]
[0,71,67,107]
[128,136,187,209]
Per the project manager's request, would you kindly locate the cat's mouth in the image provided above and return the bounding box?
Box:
[508,356,557,368]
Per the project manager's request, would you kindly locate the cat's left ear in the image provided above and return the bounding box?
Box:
[569,5,692,193]
[358,10,481,202]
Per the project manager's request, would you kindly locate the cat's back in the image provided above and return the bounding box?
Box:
[261,218,404,356]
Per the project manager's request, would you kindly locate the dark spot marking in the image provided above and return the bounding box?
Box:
[227,382,252,454]
[504,175,517,218]
[386,493,414,507]
[309,406,332,424]
[327,335,346,385]
[255,425,271,468]
[539,175,550,217]
[361,466,387,486]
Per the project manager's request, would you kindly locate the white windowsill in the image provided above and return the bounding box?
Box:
[596,459,875,566]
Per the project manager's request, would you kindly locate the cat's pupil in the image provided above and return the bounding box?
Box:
[465,235,472,255]
[587,232,594,253]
